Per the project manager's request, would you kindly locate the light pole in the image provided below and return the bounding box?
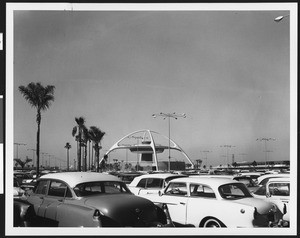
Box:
[41,152,47,168]
[220,145,235,168]
[129,135,143,171]
[152,112,186,172]
[14,142,26,160]
[27,148,36,168]
[256,138,276,170]
[274,15,289,22]
[200,150,211,168]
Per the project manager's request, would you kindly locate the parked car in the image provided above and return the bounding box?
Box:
[257,174,290,187]
[13,177,25,198]
[14,172,168,227]
[191,174,259,192]
[128,173,187,195]
[140,177,283,228]
[14,172,33,186]
[252,177,290,227]
[115,171,145,185]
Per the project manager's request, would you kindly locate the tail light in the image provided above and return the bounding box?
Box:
[283,203,287,214]
[93,209,104,219]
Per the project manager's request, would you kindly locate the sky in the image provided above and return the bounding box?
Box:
[10,4,294,169]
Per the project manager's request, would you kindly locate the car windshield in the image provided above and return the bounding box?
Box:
[218,183,252,200]
[73,181,131,197]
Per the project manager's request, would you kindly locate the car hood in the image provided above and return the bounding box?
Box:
[83,194,161,226]
[232,197,276,214]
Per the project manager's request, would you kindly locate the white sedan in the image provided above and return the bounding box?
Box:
[252,177,290,227]
[128,173,186,195]
[140,177,283,228]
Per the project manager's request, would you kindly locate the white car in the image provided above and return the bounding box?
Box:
[257,173,289,186]
[252,177,290,226]
[128,173,186,195]
[140,177,283,228]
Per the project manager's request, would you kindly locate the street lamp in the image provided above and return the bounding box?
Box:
[220,145,235,168]
[256,138,276,170]
[152,112,186,171]
[200,150,211,168]
[27,148,36,169]
[274,15,289,22]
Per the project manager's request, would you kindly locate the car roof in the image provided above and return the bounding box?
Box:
[257,173,290,183]
[39,172,121,188]
[129,173,186,186]
[169,177,239,186]
[267,177,290,183]
[134,173,185,179]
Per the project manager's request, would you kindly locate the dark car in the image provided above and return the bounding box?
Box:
[14,172,168,227]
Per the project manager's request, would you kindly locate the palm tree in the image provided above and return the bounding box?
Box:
[64,142,72,171]
[72,117,87,171]
[82,127,90,171]
[14,157,32,170]
[89,126,105,172]
[19,82,55,177]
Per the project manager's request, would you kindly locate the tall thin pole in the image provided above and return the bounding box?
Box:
[152,112,186,172]
[256,138,276,170]
[27,148,36,168]
[14,142,26,160]
[220,145,235,168]
[130,135,143,171]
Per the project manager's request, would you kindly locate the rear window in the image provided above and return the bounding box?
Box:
[74,181,131,197]
[218,183,252,199]
[268,182,290,196]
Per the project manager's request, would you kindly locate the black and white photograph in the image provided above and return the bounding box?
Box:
[3,2,298,237]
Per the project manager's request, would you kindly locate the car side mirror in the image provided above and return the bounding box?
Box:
[266,192,271,198]
[158,190,163,196]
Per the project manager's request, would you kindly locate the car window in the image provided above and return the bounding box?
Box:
[35,180,48,195]
[146,178,163,188]
[165,182,187,196]
[219,183,252,199]
[268,182,290,196]
[48,180,68,197]
[253,185,266,196]
[136,178,147,188]
[190,184,216,198]
[74,181,131,197]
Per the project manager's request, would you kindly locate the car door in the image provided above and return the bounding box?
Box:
[159,182,189,225]
[38,180,68,223]
[27,179,49,216]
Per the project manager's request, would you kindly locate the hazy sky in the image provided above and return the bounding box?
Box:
[11,5,292,168]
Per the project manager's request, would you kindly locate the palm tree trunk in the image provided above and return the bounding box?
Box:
[67,148,69,171]
[88,140,91,171]
[36,117,41,177]
[84,145,87,171]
